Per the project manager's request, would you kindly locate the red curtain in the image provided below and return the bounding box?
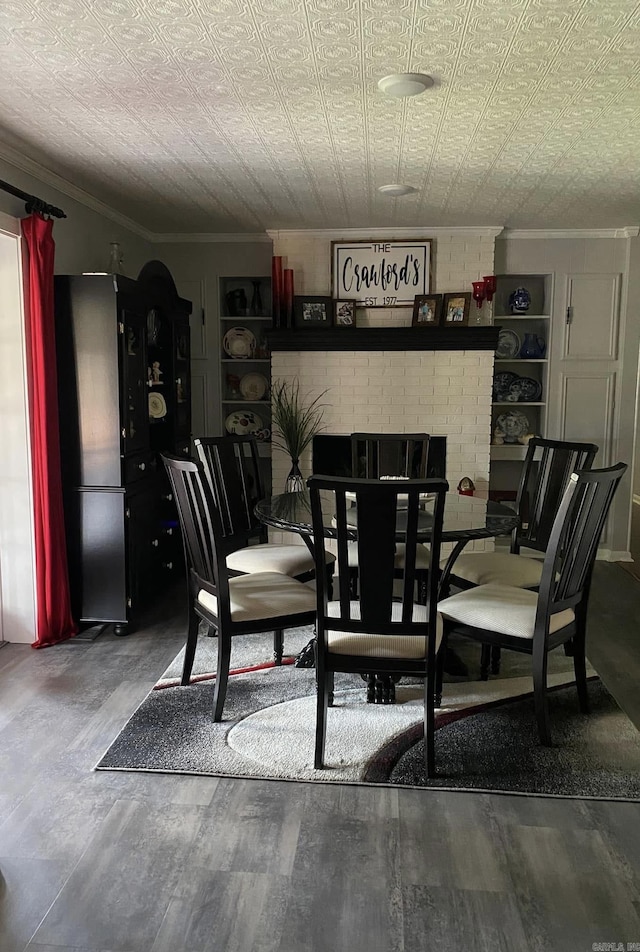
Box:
[22,213,77,647]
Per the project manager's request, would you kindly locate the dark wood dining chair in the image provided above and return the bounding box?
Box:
[438,462,627,745]
[194,434,335,588]
[308,474,449,776]
[161,453,317,721]
[442,437,598,678]
[348,433,432,599]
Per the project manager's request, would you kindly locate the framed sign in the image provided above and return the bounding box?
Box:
[332,239,433,307]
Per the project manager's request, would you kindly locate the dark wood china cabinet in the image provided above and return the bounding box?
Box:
[55,260,191,635]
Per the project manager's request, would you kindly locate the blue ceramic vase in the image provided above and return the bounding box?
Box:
[519,333,546,359]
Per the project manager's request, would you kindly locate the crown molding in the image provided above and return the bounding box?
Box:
[151,232,271,243]
[267,225,505,240]
[501,227,640,239]
[0,144,156,240]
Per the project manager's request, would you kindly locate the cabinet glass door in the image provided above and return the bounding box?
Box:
[174,321,191,438]
[120,308,149,455]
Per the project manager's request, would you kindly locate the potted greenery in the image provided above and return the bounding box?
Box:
[271,378,328,491]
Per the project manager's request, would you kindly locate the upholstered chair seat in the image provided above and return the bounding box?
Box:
[326,600,443,657]
[440,551,543,589]
[198,571,317,624]
[227,543,335,577]
[438,584,574,640]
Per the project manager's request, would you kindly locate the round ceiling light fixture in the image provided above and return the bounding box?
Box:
[377,72,434,98]
[378,184,418,197]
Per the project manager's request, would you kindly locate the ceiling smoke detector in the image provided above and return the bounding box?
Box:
[378,184,418,197]
[377,72,434,98]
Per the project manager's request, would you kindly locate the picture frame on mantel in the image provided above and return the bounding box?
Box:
[412,293,442,326]
[441,292,471,327]
[293,295,333,328]
[331,238,433,307]
[334,299,357,327]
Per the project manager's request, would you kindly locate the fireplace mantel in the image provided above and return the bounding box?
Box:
[266,326,499,351]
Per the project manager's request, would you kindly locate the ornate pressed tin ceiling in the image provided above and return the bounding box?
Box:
[1,0,640,234]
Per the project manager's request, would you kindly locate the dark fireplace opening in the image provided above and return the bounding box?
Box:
[312,435,447,479]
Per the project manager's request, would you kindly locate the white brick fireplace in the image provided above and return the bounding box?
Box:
[266,227,500,552]
[270,344,494,495]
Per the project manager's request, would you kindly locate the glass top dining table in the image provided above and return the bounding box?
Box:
[255,489,519,545]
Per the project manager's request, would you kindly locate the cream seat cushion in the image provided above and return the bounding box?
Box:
[198,571,316,623]
[325,600,442,657]
[348,542,431,570]
[442,551,543,589]
[226,543,335,576]
[437,584,574,640]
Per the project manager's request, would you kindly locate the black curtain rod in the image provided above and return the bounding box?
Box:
[0,178,66,219]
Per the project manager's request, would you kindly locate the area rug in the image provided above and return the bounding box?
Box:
[96,625,640,799]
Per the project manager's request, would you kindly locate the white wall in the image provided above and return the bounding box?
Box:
[0,157,152,275]
[154,239,272,438]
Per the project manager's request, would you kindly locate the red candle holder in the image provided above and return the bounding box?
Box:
[271,256,283,328]
[472,280,486,309]
[283,268,294,329]
[483,274,497,302]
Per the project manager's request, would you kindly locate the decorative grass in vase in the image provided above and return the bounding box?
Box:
[271,378,328,492]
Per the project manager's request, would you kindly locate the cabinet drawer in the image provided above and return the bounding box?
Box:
[124,451,155,484]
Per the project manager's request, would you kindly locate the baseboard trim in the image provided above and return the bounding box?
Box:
[604,549,633,563]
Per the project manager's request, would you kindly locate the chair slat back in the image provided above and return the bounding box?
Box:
[538,463,627,616]
[195,435,266,545]
[351,433,430,480]
[308,475,448,644]
[161,453,228,601]
[515,437,598,553]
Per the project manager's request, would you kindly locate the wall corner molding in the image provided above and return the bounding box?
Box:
[266,225,505,240]
[0,144,155,240]
[500,226,640,240]
[151,232,271,244]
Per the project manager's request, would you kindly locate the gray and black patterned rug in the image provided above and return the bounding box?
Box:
[95,624,640,799]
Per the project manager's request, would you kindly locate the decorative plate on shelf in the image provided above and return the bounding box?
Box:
[239,372,268,401]
[493,371,519,401]
[508,377,542,402]
[225,409,263,435]
[223,326,256,359]
[148,392,167,419]
[495,328,521,359]
[495,409,531,443]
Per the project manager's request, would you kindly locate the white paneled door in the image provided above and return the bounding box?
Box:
[563,273,621,361]
[551,272,623,548]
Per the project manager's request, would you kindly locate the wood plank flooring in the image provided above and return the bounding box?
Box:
[1,562,639,952]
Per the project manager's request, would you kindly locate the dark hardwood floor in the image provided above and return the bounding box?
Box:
[1,562,639,951]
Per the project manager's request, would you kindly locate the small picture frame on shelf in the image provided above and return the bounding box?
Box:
[441,292,471,327]
[412,294,442,326]
[293,295,333,328]
[334,299,357,327]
